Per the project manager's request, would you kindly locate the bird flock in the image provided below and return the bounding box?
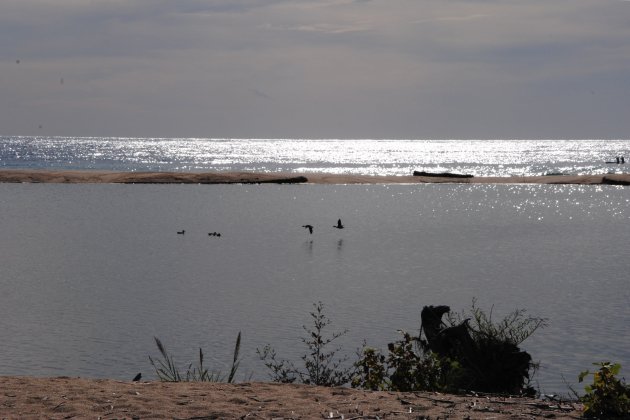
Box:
[303,218,344,235]
[177,218,345,237]
[177,229,221,237]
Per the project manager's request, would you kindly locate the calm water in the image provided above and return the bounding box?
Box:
[0,183,628,394]
[1,137,629,177]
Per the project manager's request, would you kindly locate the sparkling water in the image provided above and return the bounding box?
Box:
[1,136,629,177]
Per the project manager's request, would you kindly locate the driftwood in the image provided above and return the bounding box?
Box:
[413,171,474,178]
[420,305,534,395]
[602,176,630,186]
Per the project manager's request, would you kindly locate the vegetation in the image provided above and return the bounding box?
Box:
[149,332,242,382]
[443,300,546,394]
[257,302,355,386]
[352,331,462,392]
[353,301,546,395]
[445,299,547,347]
[579,362,630,418]
[147,300,551,398]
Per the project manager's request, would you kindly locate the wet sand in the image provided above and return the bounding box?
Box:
[0,169,629,185]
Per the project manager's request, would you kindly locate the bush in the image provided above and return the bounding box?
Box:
[445,299,547,347]
[257,302,355,386]
[353,301,545,395]
[149,332,241,382]
[579,362,630,418]
[437,301,545,394]
[352,331,461,392]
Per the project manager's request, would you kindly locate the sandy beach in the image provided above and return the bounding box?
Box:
[0,377,583,419]
[0,169,629,185]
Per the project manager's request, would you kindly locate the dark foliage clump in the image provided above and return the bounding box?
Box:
[353,300,545,395]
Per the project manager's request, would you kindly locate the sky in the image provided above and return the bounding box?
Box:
[1,0,630,139]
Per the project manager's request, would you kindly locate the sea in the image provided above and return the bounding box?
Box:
[0,136,629,395]
[1,136,630,177]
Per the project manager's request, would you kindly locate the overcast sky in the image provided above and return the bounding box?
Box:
[1,0,630,139]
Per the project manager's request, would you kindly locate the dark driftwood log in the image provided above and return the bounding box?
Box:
[413,171,474,178]
[420,305,534,395]
[602,176,630,186]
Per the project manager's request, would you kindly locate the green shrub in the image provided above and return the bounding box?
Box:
[257,302,354,386]
[579,362,630,418]
[352,331,461,392]
[149,332,241,382]
[352,345,387,391]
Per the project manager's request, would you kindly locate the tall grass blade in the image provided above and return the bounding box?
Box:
[149,333,243,383]
[228,331,242,383]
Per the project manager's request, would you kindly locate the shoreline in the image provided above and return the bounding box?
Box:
[0,376,583,419]
[0,169,629,185]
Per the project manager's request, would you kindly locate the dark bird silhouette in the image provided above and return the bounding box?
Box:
[132,373,142,382]
[208,232,222,237]
[333,219,344,229]
[177,230,185,235]
[302,224,314,234]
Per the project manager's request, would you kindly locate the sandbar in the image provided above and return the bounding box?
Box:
[0,169,629,185]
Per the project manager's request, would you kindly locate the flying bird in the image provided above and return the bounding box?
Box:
[177,230,185,235]
[333,219,344,229]
[302,224,314,234]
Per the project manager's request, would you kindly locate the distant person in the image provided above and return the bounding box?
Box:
[622,156,626,164]
[616,156,620,164]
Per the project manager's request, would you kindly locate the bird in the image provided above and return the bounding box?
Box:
[208,232,222,237]
[177,230,185,235]
[132,373,142,382]
[333,219,344,229]
[302,224,313,234]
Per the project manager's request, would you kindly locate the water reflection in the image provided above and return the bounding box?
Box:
[304,239,314,254]
[2,137,629,177]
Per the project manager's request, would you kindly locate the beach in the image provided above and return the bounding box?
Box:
[0,169,629,185]
[0,376,583,419]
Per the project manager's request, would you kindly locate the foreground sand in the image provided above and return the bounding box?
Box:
[0,169,629,185]
[0,377,583,419]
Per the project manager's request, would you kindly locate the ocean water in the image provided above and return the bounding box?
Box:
[1,136,629,177]
[0,182,628,394]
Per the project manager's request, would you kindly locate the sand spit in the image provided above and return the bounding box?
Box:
[0,169,629,185]
[0,377,583,419]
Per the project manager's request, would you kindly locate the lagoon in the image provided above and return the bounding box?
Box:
[0,183,628,394]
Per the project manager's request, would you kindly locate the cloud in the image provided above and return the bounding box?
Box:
[2,0,630,138]
[262,21,373,34]
[412,13,490,23]
[248,88,272,100]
